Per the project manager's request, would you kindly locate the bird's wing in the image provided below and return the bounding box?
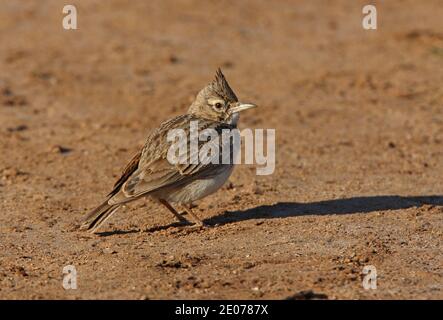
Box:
[107,149,142,197]
[108,115,236,204]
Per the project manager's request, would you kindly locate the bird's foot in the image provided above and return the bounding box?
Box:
[170,221,209,235]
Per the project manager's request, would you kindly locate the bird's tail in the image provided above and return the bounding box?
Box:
[80,199,121,233]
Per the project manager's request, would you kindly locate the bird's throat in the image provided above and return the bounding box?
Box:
[228,112,240,126]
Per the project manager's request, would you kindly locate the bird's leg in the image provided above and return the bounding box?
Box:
[158,199,189,225]
[182,204,207,227]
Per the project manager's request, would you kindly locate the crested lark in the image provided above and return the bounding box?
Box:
[81,69,256,232]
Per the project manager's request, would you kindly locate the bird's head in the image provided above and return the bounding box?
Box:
[188,68,256,124]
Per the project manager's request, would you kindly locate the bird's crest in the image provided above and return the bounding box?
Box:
[209,68,238,102]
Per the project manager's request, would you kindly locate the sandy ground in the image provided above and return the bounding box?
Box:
[0,0,442,299]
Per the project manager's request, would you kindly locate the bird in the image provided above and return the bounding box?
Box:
[80,68,257,233]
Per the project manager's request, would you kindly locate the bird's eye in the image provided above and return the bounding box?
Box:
[215,102,223,109]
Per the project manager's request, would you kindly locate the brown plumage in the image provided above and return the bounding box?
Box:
[80,69,256,233]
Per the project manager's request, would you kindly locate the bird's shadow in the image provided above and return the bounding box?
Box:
[96,221,194,237]
[96,229,139,237]
[204,195,443,226]
[96,195,442,236]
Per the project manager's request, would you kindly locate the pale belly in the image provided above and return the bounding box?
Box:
[152,165,234,204]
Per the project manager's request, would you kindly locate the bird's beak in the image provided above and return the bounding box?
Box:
[230,102,257,114]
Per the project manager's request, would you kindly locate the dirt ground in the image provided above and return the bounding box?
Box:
[0,0,442,300]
